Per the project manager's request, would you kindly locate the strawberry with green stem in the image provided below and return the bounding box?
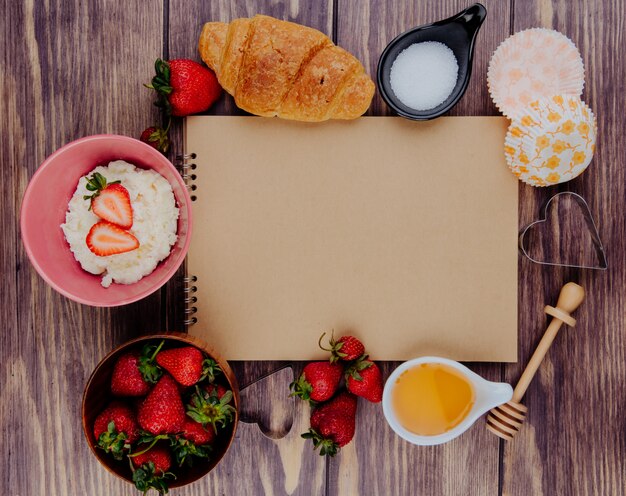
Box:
[302,391,358,456]
[171,418,214,467]
[130,443,175,494]
[83,172,133,229]
[318,331,365,363]
[111,341,164,396]
[345,356,383,403]
[140,121,171,154]
[156,347,220,387]
[93,401,139,460]
[289,361,342,404]
[146,58,221,117]
[186,385,235,432]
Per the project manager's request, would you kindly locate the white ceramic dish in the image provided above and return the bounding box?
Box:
[382,356,513,446]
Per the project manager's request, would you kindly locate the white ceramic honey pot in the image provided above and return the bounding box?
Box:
[382,356,513,446]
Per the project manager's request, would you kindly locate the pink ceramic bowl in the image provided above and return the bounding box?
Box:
[21,135,192,307]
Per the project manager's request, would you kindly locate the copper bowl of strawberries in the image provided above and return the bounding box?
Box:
[82,332,239,493]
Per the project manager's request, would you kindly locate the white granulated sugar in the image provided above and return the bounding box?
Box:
[390,41,459,111]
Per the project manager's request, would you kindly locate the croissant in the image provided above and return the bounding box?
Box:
[198,15,375,121]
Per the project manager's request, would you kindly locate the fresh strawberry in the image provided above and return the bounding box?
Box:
[310,392,358,432]
[138,375,186,435]
[93,401,139,460]
[132,443,172,473]
[186,385,236,431]
[203,383,227,399]
[156,346,205,386]
[131,444,174,494]
[170,418,214,467]
[86,221,139,256]
[140,125,170,153]
[319,331,365,363]
[180,417,216,445]
[289,362,342,404]
[147,58,221,117]
[111,342,164,396]
[345,358,383,403]
[302,391,358,456]
[83,172,133,229]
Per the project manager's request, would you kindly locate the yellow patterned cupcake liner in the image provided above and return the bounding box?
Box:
[505,95,596,187]
[488,28,585,120]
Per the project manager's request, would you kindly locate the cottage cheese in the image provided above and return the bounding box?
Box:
[61,160,179,287]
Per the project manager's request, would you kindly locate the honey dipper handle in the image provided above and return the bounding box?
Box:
[512,283,585,403]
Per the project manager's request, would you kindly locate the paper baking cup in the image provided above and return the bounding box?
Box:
[488,28,585,120]
[504,95,596,187]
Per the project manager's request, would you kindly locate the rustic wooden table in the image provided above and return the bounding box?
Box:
[3,1,625,495]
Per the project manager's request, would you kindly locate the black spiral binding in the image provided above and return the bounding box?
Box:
[176,153,198,326]
[181,275,198,326]
[175,152,197,201]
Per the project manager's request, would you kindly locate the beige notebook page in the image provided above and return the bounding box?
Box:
[185,116,518,361]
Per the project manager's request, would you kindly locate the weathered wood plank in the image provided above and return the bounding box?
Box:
[502,1,626,495]
[3,1,165,494]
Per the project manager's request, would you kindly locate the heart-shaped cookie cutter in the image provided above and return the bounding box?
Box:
[519,192,608,270]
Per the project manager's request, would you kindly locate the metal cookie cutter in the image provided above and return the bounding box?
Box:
[519,192,608,270]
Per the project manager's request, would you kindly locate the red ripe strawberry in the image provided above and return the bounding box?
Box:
[93,401,139,460]
[131,444,174,494]
[147,58,221,117]
[138,375,186,435]
[132,444,172,473]
[171,418,215,467]
[203,383,227,399]
[180,417,216,446]
[156,346,205,386]
[319,331,365,363]
[140,126,170,153]
[345,359,383,403]
[111,342,164,396]
[289,362,342,404]
[84,172,133,229]
[310,392,357,431]
[303,392,358,456]
[86,221,139,256]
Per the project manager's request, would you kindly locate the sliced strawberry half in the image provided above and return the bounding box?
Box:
[91,183,133,229]
[83,173,133,228]
[86,221,139,256]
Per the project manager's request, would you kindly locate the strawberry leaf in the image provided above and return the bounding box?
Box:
[186,386,236,431]
[138,341,164,384]
[146,58,174,116]
[318,330,347,363]
[82,173,120,205]
[289,373,315,404]
[345,355,372,381]
[132,461,175,494]
[172,437,212,467]
[96,421,130,461]
[199,358,222,383]
[301,428,339,457]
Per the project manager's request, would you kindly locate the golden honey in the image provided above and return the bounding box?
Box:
[391,362,475,436]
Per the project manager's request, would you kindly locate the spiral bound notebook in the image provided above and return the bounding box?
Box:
[182,116,518,361]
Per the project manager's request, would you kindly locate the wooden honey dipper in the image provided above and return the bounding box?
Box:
[486,282,585,440]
